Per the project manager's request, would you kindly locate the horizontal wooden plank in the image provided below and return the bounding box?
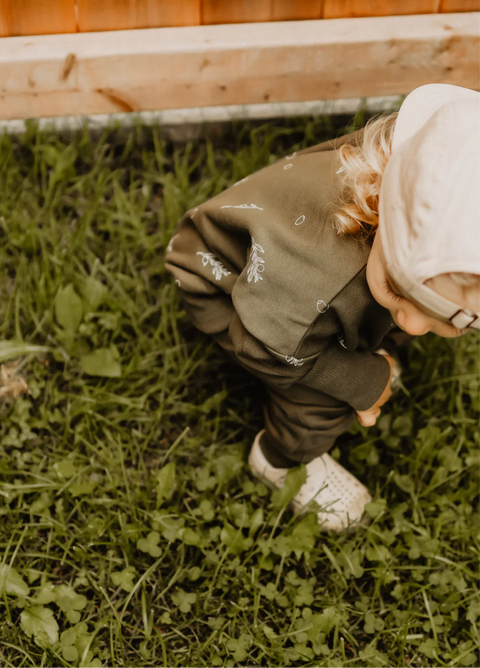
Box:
[0,13,478,120]
[323,1,442,18]
[76,0,201,32]
[441,0,480,10]
[202,0,323,24]
[202,0,271,23]
[0,0,76,37]
[271,0,323,21]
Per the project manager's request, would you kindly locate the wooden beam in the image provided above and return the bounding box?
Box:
[0,13,478,120]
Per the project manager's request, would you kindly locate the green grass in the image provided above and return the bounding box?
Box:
[0,114,478,668]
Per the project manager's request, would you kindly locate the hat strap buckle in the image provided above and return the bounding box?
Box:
[450,309,480,330]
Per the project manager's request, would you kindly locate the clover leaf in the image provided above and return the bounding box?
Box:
[112,566,137,592]
[137,531,162,557]
[171,588,197,613]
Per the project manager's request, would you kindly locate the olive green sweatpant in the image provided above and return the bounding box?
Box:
[259,327,411,464]
[178,286,410,465]
[260,384,354,465]
[258,328,411,465]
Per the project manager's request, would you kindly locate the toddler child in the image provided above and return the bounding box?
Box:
[165,84,480,531]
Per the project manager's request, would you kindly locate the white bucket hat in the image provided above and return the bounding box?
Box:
[379,84,480,330]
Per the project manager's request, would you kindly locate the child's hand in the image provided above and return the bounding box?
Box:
[356,354,395,427]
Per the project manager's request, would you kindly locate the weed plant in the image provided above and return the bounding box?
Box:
[0,114,478,667]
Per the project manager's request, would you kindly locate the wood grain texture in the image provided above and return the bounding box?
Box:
[0,0,76,37]
[202,0,271,23]
[440,0,480,10]
[271,0,324,20]
[323,0,441,19]
[76,0,200,32]
[202,0,323,24]
[0,13,478,119]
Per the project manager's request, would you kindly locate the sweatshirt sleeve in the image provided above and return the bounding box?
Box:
[294,266,394,411]
[165,204,245,335]
[299,341,391,412]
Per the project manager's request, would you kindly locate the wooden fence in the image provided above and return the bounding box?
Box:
[1,0,478,36]
[0,3,478,122]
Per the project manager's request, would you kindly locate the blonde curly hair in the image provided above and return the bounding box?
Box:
[333,113,480,309]
[332,112,398,239]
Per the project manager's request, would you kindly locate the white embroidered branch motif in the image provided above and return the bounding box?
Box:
[196,252,231,281]
[220,203,264,210]
[285,355,304,367]
[247,237,265,283]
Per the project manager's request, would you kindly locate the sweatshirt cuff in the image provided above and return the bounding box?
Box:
[302,347,391,411]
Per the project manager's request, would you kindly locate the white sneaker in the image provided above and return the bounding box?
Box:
[248,430,372,532]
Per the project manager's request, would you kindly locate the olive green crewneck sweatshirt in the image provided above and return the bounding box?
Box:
[165,130,393,412]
